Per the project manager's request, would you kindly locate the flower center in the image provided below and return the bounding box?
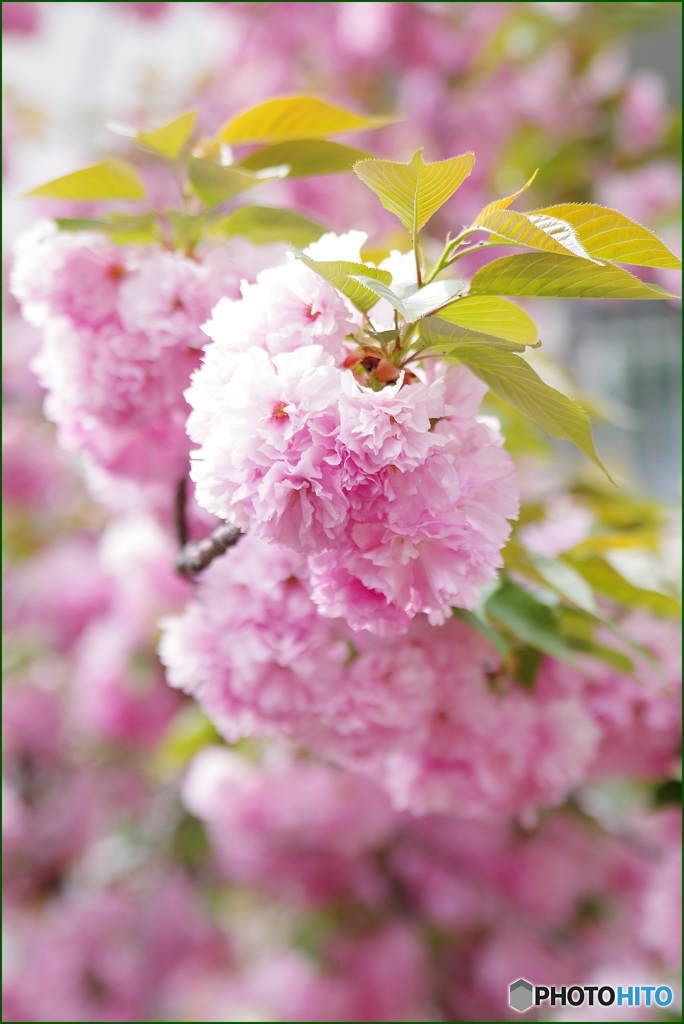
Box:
[271,401,289,421]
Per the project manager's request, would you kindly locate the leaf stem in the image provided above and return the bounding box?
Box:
[444,239,502,265]
[414,238,423,288]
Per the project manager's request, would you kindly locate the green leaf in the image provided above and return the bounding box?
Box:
[452,607,514,667]
[416,316,530,354]
[652,778,682,809]
[216,95,395,145]
[528,203,682,270]
[474,170,539,218]
[23,159,145,201]
[556,606,635,673]
[433,295,539,347]
[152,705,222,775]
[136,110,197,161]
[55,213,159,243]
[238,139,370,178]
[351,276,464,323]
[566,636,634,673]
[470,252,675,299]
[213,205,326,247]
[471,209,600,262]
[165,211,210,250]
[568,555,682,618]
[505,540,597,614]
[187,157,267,206]
[485,579,572,661]
[354,149,475,236]
[445,344,610,475]
[291,248,392,314]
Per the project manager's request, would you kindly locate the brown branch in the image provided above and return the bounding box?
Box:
[175,477,189,549]
[175,523,243,579]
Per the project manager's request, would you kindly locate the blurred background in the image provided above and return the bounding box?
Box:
[2,4,682,1022]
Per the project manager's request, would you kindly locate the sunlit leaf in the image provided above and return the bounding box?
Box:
[505,540,597,613]
[187,157,266,206]
[557,607,634,672]
[291,249,392,314]
[166,211,210,250]
[474,170,538,218]
[351,276,464,323]
[239,139,370,178]
[471,208,599,261]
[136,110,197,160]
[55,213,159,244]
[214,205,326,247]
[434,295,539,346]
[528,203,682,269]
[416,316,530,354]
[23,160,145,201]
[152,705,222,775]
[485,579,572,661]
[216,95,395,145]
[354,149,475,235]
[445,344,610,475]
[470,252,675,299]
[567,555,681,618]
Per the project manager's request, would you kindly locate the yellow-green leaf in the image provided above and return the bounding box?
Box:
[214,206,326,247]
[23,160,145,201]
[447,344,610,475]
[567,555,681,618]
[55,213,159,244]
[505,540,597,614]
[216,95,395,145]
[470,252,675,299]
[354,149,475,236]
[166,211,210,250]
[434,295,539,346]
[187,157,266,206]
[416,316,529,354]
[472,209,599,261]
[474,170,538,219]
[136,110,197,161]
[238,139,370,178]
[351,277,464,323]
[152,705,222,775]
[528,203,682,270]
[291,249,392,314]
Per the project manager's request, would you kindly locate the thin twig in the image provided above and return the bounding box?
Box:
[175,523,243,579]
[174,477,189,549]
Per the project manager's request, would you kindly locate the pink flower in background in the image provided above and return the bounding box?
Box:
[2,2,41,35]
[10,224,282,487]
[538,611,681,781]
[617,72,669,156]
[184,748,395,904]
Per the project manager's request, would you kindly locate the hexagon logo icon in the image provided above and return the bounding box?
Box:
[509,978,534,1013]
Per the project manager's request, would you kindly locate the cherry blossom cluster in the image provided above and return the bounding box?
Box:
[10,222,282,488]
[186,232,518,634]
[159,532,681,820]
